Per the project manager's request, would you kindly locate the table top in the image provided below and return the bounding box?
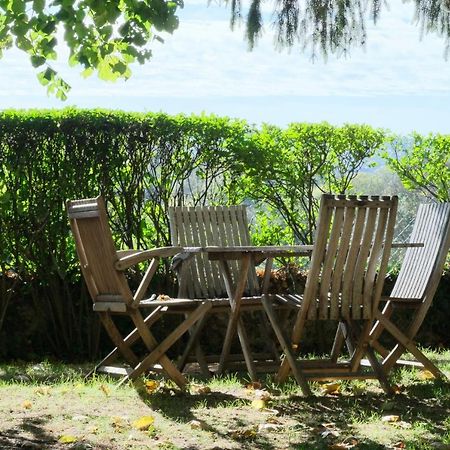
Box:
[179,241,423,260]
[181,245,312,260]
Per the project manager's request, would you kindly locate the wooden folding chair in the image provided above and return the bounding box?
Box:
[67,196,212,387]
[369,202,450,378]
[263,195,398,396]
[168,205,281,380]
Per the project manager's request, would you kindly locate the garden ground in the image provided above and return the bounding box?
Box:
[0,350,449,450]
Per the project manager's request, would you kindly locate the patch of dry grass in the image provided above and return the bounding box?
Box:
[0,351,449,450]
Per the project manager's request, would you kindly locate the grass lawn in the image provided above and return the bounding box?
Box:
[0,350,449,450]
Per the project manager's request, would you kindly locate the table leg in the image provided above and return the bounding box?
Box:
[217,255,257,379]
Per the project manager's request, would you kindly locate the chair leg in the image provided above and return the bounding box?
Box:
[178,312,211,378]
[262,295,311,396]
[330,321,348,362]
[98,312,140,366]
[129,309,187,388]
[365,345,394,395]
[237,318,258,381]
[88,307,165,378]
[375,312,446,379]
[122,302,212,386]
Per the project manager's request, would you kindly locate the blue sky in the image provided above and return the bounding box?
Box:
[0,1,449,135]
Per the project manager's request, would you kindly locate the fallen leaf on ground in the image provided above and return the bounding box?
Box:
[22,400,32,409]
[419,370,435,380]
[132,415,155,431]
[251,399,266,410]
[145,380,160,394]
[34,386,51,396]
[322,383,341,395]
[100,384,110,396]
[258,423,283,432]
[111,416,129,431]
[266,416,282,424]
[230,427,257,440]
[246,381,263,390]
[58,435,78,444]
[381,415,400,423]
[393,441,406,448]
[188,419,210,430]
[190,384,211,395]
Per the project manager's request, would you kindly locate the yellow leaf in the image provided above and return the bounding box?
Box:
[188,419,209,430]
[251,399,266,410]
[322,383,341,394]
[145,380,160,394]
[266,416,282,425]
[111,416,129,431]
[34,387,50,396]
[230,427,257,440]
[100,384,110,396]
[419,370,435,380]
[22,400,32,409]
[190,383,211,395]
[58,435,78,444]
[132,415,155,431]
[382,415,400,423]
[245,381,262,390]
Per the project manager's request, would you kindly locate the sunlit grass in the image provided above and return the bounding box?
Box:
[0,349,448,449]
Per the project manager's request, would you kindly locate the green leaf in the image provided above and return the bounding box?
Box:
[32,0,45,14]
[30,54,46,67]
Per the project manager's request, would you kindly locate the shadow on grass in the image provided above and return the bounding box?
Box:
[0,415,110,450]
[136,373,449,450]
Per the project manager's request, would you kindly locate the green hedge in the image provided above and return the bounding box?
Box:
[0,108,254,359]
[0,108,447,360]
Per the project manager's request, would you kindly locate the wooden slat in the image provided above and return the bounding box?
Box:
[329,207,355,319]
[341,206,366,319]
[305,196,333,320]
[188,207,209,297]
[195,207,220,296]
[195,207,216,297]
[318,206,344,319]
[352,207,378,320]
[363,207,389,318]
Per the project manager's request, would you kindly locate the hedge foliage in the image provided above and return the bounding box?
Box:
[0,108,448,360]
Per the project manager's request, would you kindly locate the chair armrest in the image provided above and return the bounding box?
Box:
[115,246,183,270]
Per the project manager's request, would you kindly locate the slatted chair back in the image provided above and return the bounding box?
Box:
[302,195,398,321]
[67,196,132,312]
[389,202,450,303]
[168,205,259,299]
